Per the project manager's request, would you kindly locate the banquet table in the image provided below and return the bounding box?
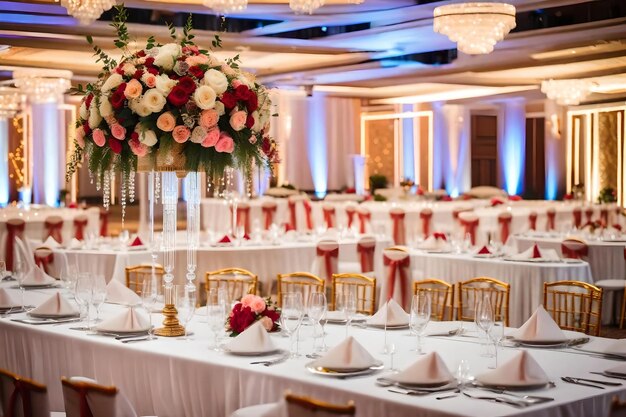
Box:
[377,250,593,327]
[0,283,624,417]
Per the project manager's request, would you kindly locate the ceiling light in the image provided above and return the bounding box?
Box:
[203,0,248,14]
[433,2,516,55]
[13,68,73,104]
[60,0,116,25]
[541,79,595,106]
[290,0,325,14]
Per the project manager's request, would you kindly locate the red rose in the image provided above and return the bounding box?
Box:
[82,122,91,136]
[130,131,139,141]
[136,50,146,58]
[262,137,271,154]
[177,76,197,94]
[246,93,258,113]
[245,114,255,129]
[145,57,155,67]
[85,94,93,109]
[188,66,204,79]
[133,69,144,79]
[146,67,159,75]
[235,85,251,101]
[261,308,280,323]
[108,137,122,154]
[115,66,124,75]
[110,85,127,110]
[167,85,190,107]
[220,91,237,109]
[230,304,256,334]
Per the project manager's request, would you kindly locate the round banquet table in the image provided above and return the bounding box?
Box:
[375,250,593,327]
[0,283,623,417]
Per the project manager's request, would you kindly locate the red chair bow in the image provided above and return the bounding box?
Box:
[383,252,410,308]
[389,209,406,245]
[584,207,594,226]
[433,232,447,241]
[234,203,251,234]
[345,206,356,229]
[614,224,623,231]
[357,238,376,272]
[44,216,63,244]
[497,212,512,243]
[419,209,433,238]
[287,200,297,231]
[572,207,582,228]
[73,216,88,241]
[357,210,371,234]
[322,205,335,229]
[261,203,277,230]
[491,197,504,207]
[316,242,339,281]
[546,208,556,231]
[528,212,538,231]
[561,239,589,259]
[34,248,54,274]
[6,378,45,417]
[303,200,314,231]
[5,218,25,271]
[459,216,479,245]
[99,208,109,237]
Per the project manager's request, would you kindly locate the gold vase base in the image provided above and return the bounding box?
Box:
[154,303,185,337]
[154,324,185,337]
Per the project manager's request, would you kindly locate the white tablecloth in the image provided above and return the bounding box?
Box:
[0,284,622,417]
[376,251,593,327]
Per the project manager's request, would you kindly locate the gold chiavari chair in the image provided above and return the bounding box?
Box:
[204,268,258,306]
[458,277,510,326]
[125,264,165,295]
[543,280,603,336]
[0,368,52,417]
[276,272,324,307]
[413,279,454,321]
[331,273,377,315]
[61,377,119,417]
[285,392,356,416]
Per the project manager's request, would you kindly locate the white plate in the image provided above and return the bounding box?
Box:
[424,249,452,254]
[28,312,80,319]
[367,323,409,329]
[383,378,458,390]
[20,283,59,289]
[224,348,284,357]
[473,380,552,390]
[473,254,496,258]
[95,325,151,334]
[324,311,369,323]
[306,360,384,377]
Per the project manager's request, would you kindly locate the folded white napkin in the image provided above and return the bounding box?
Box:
[511,305,567,342]
[21,265,57,287]
[510,245,560,261]
[106,280,141,305]
[96,307,150,333]
[226,320,277,354]
[0,288,20,309]
[389,352,454,385]
[68,238,83,249]
[42,236,61,248]
[418,236,449,251]
[476,351,549,387]
[310,336,377,371]
[29,292,78,317]
[367,299,409,326]
[582,338,626,356]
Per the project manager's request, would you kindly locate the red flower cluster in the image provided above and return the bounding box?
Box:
[220,84,259,113]
[229,303,256,334]
[110,83,127,109]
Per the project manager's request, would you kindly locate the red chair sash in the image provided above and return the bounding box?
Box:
[459,218,479,245]
[74,218,88,241]
[345,207,356,229]
[7,379,38,417]
[390,211,406,245]
[5,220,25,271]
[572,208,582,228]
[419,210,433,238]
[322,206,335,229]
[383,254,410,308]
[546,209,556,231]
[316,246,338,281]
[497,214,512,243]
[44,219,63,245]
[357,211,371,234]
[528,212,537,230]
[235,205,251,234]
[614,224,623,232]
[262,205,277,230]
[99,209,109,237]
[561,240,589,259]
[34,251,54,274]
[303,200,313,230]
[357,242,375,272]
[584,208,594,225]
[287,200,297,230]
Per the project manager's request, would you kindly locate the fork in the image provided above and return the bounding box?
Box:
[561,377,605,389]
[462,391,527,408]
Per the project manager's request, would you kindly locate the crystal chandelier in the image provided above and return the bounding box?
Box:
[60,0,116,25]
[13,69,73,104]
[0,87,22,119]
[290,0,324,14]
[203,0,248,14]
[541,79,594,106]
[433,2,516,55]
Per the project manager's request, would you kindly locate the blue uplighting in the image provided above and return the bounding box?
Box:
[0,119,8,206]
[402,105,415,182]
[500,101,526,196]
[307,97,327,196]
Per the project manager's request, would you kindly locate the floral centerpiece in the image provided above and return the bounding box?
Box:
[226,294,281,336]
[67,7,279,187]
[598,186,617,204]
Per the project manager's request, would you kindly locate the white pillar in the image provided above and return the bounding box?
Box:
[31,102,63,206]
[433,103,471,196]
[497,99,526,195]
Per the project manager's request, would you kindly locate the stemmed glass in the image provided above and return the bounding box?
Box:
[410,293,431,354]
[61,263,78,294]
[91,274,106,325]
[280,292,304,358]
[475,296,495,357]
[337,287,357,338]
[207,288,226,351]
[0,261,7,280]
[176,285,196,340]
[489,319,505,368]
[141,277,159,340]
[235,226,245,246]
[307,292,327,357]
[75,276,94,330]
[14,260,27,311]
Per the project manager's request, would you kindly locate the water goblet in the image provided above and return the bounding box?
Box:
[307,292,327,357]
[14,261,27,311]
[488,320,505,368]
[176,285,197,340]
[207,288,226,351]
[75,276,94,330]
[91,274,106,325]
[280,292,304,358]
[141,277,159,340]
[475,296,495,358]
[410,293,431,354]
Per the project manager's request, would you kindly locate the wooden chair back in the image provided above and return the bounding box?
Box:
[331,273,376,315]
[543,280,603,336]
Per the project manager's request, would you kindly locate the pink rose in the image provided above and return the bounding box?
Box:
[143,74,157,88]
[129,137,149,157]
[231,80,243,88]
[248,135,257,145]
[200,109,219,129]
[185,55,209,67]
[221,64,236,77]
[215,132,235,153]
[110,123,126,140]
[156,112,176,132]
[172,125,191,143]
[105,116,116,125]
[75,126,85,148]
[124,79,143,99]
[92,128,106,147]
[201,127,220,148]
[260,316,273,331]
[229,110,247,132]
[250,297,266,314]
[240,294,256,308]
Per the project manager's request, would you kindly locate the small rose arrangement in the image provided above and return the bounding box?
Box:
[226,294,281,336]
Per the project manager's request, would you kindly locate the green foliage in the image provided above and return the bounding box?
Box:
[369,174,388,193]
[65,141,84,183]
[111,5,130,50]
[373,193,387,202]
[181,14,196,46]
[212,35,222,49]
[598,186,617,204]
[167,21,177,40]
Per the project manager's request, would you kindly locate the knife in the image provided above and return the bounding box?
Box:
[561,377,604,389]
[566,377,621,386]
[590,372,626,380]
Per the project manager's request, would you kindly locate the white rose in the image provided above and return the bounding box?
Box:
[155,74,177,96]
[142,89,166,113]
[138,128,157,147]
[206,54,221,67]
[193,85,216,110]
[88,105,102,129]
[251,110,261,131]
[122,63,137,76]
[154,43,181,71]
[129,97,151,117]
[203,69,228,95]
[214,101,225,116]
[237,75,255,89]
[190,126,207,144]
[79,101,88,120]
[101,73,123,93]
[99,96,113,118]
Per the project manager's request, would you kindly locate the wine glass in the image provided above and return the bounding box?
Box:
[14,260,27,311]
[235,226,245,246]
[0,260,6,280]
[141,277,159,340]
[61,263,78,293]
[207,288,226,351]
[410,293,431,355]
[75,276,94,330]
[386,342,398,373]
[337,287,357,338]
[91,274,106,325]
[280,292,304,358]
[489,319,505,368]
[176,285,196,340]
[307,292,327,357]
[475,296,495,358]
